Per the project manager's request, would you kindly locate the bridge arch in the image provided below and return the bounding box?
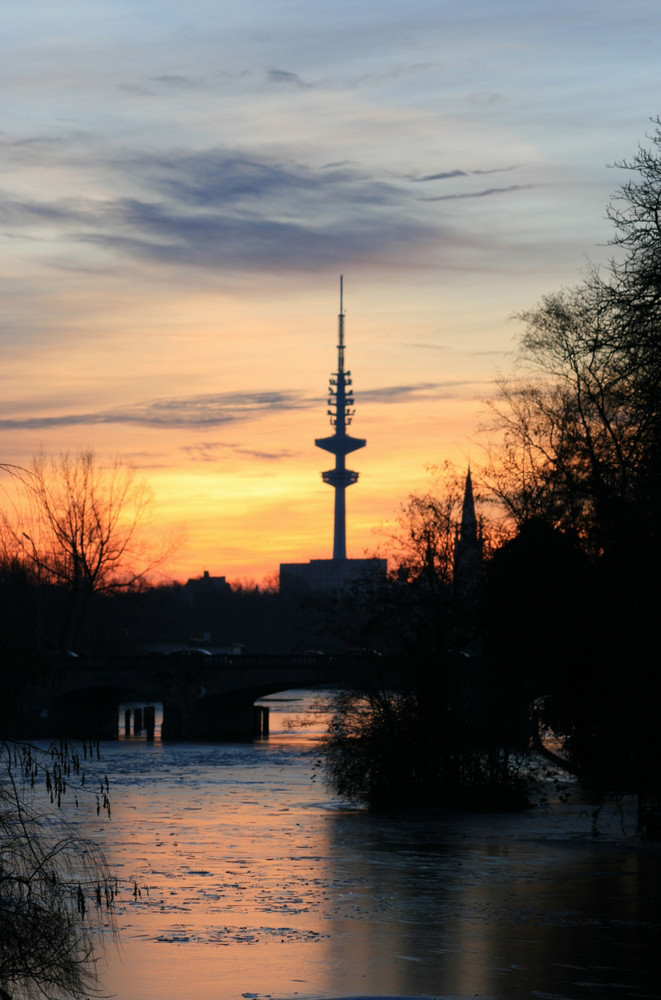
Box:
[17,652,348,741]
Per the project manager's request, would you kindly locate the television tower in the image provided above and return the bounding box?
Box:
[315,277,366,560]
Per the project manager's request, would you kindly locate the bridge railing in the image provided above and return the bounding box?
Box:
[42,651,343,673]
[24,649,381,682]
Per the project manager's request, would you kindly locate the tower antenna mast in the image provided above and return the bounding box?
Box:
[315,276,366,560]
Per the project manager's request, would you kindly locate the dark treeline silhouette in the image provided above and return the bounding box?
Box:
[0,451,170,653]
[482,121,661,834]
[0,565,337,660]
[322,123,661,833]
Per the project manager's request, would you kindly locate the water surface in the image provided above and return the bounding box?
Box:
[70,691,660,1000]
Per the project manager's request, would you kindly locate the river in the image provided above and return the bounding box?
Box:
[67,690,659,1000]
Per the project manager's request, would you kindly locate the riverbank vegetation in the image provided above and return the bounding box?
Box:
[0,739,116,1000]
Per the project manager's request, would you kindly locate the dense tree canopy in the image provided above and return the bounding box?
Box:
[488,121,661,560]
[483,121,661,833]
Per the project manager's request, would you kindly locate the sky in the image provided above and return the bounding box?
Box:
[2,0,660,583]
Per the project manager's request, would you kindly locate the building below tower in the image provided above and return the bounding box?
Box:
[279,557,387,596]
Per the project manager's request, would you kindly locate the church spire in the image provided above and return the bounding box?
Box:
[459,465,478,548]
[454,465,482,603]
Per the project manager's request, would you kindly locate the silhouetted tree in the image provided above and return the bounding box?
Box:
[487,122,661,557]
[485,519,592,760]
[484,122,661,833]
[1,451,169,650]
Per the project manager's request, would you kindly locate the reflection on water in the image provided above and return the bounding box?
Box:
[118,702,163,741]
[68,691,660,1000]
[323,810,659,999]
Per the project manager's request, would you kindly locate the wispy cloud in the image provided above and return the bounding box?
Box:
[421,184,537,202]
[0,381,482,433]
[181,440,297,462]
[414,169,467,181]
[0,390,312,431]
[358,381,484,403]
[411,165,520,183]
[0,194,89,227]
[267,69,311,88]
[151,74,200,89]
[472,166,520,176]
[1,145,443,274]
[235,447,298,460]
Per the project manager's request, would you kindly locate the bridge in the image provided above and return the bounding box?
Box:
[8,651,352,741]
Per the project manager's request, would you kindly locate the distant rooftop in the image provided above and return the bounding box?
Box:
[185,570,231,592]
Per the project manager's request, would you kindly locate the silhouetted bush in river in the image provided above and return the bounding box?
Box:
[323,682,533,811]
[318,488,536,812]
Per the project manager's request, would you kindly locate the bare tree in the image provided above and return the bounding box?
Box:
[386,490,459,587]
[485,282,641,553]
[1,450,166,649]
[485,121,661,556]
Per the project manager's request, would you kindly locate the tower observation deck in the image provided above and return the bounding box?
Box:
[315,277,366,560]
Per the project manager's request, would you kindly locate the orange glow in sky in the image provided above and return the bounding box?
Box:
[2,1,659,582]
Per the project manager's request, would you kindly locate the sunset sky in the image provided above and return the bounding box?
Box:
[2,1,659,583]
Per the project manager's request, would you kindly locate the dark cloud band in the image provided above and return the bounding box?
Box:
[421,184,536,202]
[0,144,441,275]
[0,382,477,431]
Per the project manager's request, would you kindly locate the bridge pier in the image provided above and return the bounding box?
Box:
[161,701,184,740]
[143,704,156,740]
[133,706,143,734]
[161,698,269,741]
[121,704,157,739]
[256,705,269,738]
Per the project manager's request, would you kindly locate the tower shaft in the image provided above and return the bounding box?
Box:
[315,277,365,560]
